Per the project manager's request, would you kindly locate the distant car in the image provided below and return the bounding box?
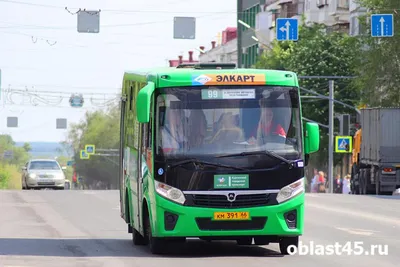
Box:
[21,159,66,190]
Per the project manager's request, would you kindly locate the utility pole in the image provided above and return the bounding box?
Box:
[299,75,358,193]
[328,80,334,193]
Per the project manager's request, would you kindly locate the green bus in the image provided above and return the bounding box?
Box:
[118,63,320,255]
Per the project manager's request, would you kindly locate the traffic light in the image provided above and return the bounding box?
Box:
[337,114,350,136]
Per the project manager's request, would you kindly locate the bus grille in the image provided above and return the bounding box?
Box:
[186,193,276,208]
[195,217,267,231]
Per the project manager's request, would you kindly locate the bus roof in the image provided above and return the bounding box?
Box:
[123,64,298,88]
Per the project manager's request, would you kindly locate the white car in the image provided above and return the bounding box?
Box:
[21,159,66,190]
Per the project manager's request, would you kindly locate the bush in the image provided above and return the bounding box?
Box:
[0,164,22,190]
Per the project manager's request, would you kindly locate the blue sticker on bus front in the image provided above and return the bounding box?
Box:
[158,168,164,175]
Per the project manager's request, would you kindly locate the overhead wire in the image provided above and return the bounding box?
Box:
[4,93,120,108]
[0,0,236,13]
[1,0,399,13]
[0,30,184,59]
[4,88,119,95]
[0,12,232,31]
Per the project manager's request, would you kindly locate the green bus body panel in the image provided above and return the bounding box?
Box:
[121,66,314,239]
[150,191,305,237]
[123,67,298,88]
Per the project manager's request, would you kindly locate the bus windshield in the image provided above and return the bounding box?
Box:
[155,85,302,159]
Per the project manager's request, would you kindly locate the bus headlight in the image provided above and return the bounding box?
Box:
[276,178,304,204]
[154,181,186,205]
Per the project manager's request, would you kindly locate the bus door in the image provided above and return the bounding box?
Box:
[137,123,147,233]
[119,97,127,220]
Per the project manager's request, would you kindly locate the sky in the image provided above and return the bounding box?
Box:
[0,0,236,142]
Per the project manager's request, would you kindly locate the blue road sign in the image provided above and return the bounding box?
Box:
[335,136,352,153]
[276,18,298,41]
[85,144,95,154]
[371,14,394,37]
[69,94,84,107]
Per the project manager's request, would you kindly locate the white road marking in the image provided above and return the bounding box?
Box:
[82,191,96,194]
[307,203,400,226]
[335,227,380,236]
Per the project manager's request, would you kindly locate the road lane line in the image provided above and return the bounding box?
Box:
[307,203,400,227]
[335,227,380,236]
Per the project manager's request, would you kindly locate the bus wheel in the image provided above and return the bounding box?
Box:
[279,236,298,255]
[144,209,165,254]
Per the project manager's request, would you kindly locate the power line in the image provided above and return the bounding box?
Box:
[0,0,237,16]
[1,87,120,108]
[0,13,230,31]
[0,22,175,38]
[3,88,120,95]
[0,30,188,57]
[2,84,120,90]
[1,0,399,14]
[0,0,237,14]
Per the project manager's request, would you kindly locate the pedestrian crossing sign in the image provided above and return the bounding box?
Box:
[80,150,90,159]
[85,144,95,155]
[335,136,352,153]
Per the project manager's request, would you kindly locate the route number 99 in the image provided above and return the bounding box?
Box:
[208,90,218,99]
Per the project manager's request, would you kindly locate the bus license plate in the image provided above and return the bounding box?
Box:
[213,211,250,220]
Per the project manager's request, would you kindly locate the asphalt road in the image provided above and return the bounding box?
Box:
[0,190,399,267]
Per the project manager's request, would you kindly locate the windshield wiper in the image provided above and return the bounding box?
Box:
[216,150,296,168]
[167,158,247,171]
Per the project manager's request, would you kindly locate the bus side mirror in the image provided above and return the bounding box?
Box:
[304,122,320,154]
[137,82,155,123]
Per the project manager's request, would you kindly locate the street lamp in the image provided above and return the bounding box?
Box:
[238,19,272,49]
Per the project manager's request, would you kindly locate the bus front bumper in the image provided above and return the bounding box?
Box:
[151,193,304,238]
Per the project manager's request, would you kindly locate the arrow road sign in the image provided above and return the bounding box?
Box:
[371,14,394,37]
[276,18,298,41]
[335,136,352,153]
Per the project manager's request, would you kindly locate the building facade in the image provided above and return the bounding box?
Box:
[238,0,365,68]
[237,0,262,68]
[199,27,238,64]
[168,51,198,67]
[349,0,367,36]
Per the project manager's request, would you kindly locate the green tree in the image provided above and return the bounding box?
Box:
[65,105,120,189]
[23,142,32,152]
[353,0,400,106]
[56,155,73,182]
[0,134,30,189]
[256,22,362,167]
[0,135,15,151]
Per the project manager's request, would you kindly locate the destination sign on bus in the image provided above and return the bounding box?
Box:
[202,88,255,100]
[192,74,266,86]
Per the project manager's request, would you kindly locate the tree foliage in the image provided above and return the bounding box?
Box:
[65,105,120,189]
[353,0,400,106]
[255,22,362,168]
[0,134,31,189]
